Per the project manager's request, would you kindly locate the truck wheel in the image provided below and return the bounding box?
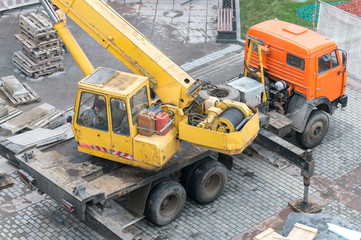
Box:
[188,160,228,204]
[145,180,186,226]
[181,157,213,195]
[296,110,329,149]
[198,85,241,101]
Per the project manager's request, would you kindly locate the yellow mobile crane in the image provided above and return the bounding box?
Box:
[40,0,259,171]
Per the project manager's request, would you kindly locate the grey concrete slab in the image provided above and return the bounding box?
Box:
[0,157,17,174]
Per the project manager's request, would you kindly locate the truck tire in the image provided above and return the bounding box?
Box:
[198,85,241,101]
[296,110,329,149]
[145,180,186,226]
[188,160,228,204]
[181,157,213,195]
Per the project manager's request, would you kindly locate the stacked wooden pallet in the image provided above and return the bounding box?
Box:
[254,223,318,240]
[13,13,64,79]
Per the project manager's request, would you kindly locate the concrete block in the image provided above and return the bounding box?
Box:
[0,173,13,190]
[1,75,29,99]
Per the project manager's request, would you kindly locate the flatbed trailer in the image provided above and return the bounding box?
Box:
[0,124,316,240]
[1,139,212,239]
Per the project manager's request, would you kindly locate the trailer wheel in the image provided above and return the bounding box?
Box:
[188,160,227,204]
[198,85,241,101]
[181,157,213,194]
[145,180,186,226]
[296,110,329,149]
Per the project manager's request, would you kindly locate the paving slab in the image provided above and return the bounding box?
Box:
[0,157,17,174]
[0,173,13,190]
[0,1,361,240]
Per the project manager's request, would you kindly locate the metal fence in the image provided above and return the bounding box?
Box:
[317,1,361,80]
[0,0,39,12]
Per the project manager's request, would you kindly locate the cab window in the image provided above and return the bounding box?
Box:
[286,54,305,70]
[77,92,108,131]
[331,50,339,68]
[130,87,149,125]
[318,50,339,75]
[110,98,129,136]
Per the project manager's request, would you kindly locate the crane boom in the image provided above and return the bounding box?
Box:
[51,0,198,109]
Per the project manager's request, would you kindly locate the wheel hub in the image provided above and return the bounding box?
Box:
[204,173,222,197]
[160,194,178,218]
[310,121,323,140]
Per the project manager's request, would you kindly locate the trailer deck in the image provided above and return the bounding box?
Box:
[4,139,210,239]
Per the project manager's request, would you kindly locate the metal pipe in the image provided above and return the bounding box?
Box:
[303,185,309,203]
[53,22,94,76]
[39,0,94,76]
[235,118,248,131]
[39,0,59,24]
[303,176,311,203]
[136,120,174,133]
[312,0,318,31]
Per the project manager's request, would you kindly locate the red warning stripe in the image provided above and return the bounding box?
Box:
[79,143,134,160]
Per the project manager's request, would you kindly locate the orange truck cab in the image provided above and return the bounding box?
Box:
[235,20,348,148]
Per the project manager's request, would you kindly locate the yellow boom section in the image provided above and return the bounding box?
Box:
[52,0,197,109]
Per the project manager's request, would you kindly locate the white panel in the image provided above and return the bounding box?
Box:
[318,1,361,79]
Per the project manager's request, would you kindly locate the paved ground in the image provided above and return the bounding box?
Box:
[1,0,361,240]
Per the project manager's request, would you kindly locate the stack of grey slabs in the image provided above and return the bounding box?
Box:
[283,212,360,239]
[1,75,29,99]
[6,128,67,149]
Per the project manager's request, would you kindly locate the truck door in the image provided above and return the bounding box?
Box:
[110,86,149,160]
[316,50,343,102]
[74,91,112,151]
[109,97,133,159]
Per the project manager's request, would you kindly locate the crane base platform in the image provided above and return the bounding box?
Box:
[288,198,322,213]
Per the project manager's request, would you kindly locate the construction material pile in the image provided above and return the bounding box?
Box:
[336,0,361,18]
[295,1,346,22]
[13,13,64,79]
[0,75,41,106]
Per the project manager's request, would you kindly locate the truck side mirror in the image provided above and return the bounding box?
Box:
[342,52,347,66]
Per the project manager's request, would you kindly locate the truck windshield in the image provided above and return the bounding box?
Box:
[318,50,339,75]
[77,92,108,131]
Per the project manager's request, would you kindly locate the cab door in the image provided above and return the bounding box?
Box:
[73,91,112,154]
[109,97,133,159]
[110,86,150,160]
[316,50,343,102]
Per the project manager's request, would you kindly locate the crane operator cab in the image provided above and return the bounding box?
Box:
[73,67,180,170]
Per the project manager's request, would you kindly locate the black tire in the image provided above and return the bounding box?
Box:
[188,160,228,204]
[145,180,186,226]
[181,157,213,195]
[198,85,241,102]
[296,110,329,149]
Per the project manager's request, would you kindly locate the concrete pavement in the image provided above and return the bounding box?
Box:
[1,0,361,239]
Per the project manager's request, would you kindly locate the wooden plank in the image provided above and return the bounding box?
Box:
[253,228,289,240]
[19,14,56,41]
[23,82,41,103]
[0,106,23,125]
[286,223,317,240]
[0,87,17,105]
